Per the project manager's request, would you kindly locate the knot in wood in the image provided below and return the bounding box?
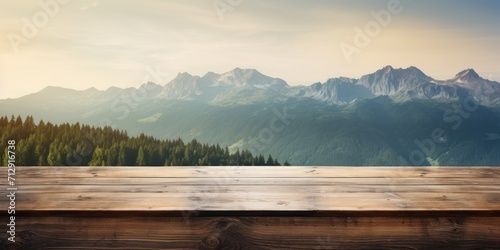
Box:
[216,220,232,231]
[201,235,221,249]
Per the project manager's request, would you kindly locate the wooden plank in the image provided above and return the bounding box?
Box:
[10,177,500,185]
[10,184,500,194]
[1,167,499,212]
[8,191,500,211]
[3,166,500,178]
[2,216,500,250]
[1,167,499,249]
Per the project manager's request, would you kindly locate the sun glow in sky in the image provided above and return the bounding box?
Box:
[0,0,499,99]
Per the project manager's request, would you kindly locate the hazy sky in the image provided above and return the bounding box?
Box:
[1,0,499,99]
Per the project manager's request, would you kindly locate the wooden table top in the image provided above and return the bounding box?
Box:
[2,166,500,213]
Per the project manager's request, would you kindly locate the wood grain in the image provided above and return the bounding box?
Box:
[3,166,499,178]
[2,167,499,212]
[2,216,500,249]
[1,167,499,249]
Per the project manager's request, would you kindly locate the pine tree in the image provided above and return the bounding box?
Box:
[89,147,105,166]
[266,155,274,166]
[136,146,146,166]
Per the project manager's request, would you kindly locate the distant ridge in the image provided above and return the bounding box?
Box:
[5,66,498,106]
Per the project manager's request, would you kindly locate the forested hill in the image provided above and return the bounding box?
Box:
[0,116,287,166]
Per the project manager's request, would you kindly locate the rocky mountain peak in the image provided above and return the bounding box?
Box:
[454,69,481,82]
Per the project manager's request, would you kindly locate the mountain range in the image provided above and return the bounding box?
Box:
[127,66,500,105]
[1,66,499,166]
[4,65,499,107]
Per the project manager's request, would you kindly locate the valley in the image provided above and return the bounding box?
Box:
[1,66,499,166]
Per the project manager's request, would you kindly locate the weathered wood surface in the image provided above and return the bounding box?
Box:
[3,216,500,249]
[1,166,500,249]
[2,166,500,212]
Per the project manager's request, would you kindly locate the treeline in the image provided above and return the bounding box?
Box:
[0,115,289,166]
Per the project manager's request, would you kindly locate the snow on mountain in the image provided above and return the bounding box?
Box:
[440,69,500,105]
[453,69,481,83]
[3,66,499,106]
[356,66,448,97]
[217,68,288,88]
[353,66,476,102]
[157,68,290,104]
